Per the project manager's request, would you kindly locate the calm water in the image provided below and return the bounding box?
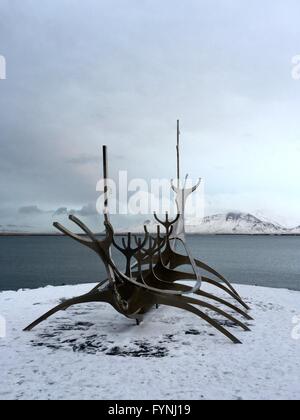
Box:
[0,235,299,292]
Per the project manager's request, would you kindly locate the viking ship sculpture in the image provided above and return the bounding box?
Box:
[24,121,252,344]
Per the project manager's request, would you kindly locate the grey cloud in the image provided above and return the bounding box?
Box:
[53,203,98,217]
[18,203,98,217]
[18,205,48,215]
[71,203,98,217]
[53,207,69,216]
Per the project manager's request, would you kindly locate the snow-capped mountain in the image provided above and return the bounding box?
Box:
[289,225,300,234]
[126,212,299,235]
[187,212,286,234]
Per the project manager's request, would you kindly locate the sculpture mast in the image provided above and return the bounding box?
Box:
[102,145,109,218]
[171,120,201,242]
[177,119,180,187]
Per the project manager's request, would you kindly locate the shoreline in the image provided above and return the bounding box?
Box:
[1,280,300,295]
[1,232,300,237]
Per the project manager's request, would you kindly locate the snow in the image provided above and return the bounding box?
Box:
[290,226,300,234]
[127,212,300,235]
[0,282,300,400]
[189,212,285,234]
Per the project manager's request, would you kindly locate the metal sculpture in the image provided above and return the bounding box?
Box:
[24,122,252,344]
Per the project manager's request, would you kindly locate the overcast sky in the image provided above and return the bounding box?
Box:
[0,0,300,231]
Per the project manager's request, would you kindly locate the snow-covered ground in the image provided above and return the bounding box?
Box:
[0,283,299,400]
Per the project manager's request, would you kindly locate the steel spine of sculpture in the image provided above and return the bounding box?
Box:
[24,121,252,344]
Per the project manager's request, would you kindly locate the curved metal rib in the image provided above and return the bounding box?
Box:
[152,264,252,320]
[171,177,201,195]
[150,293,242,344]
[119,264,185,296]
[201,277,250,310]
[24,290,111,332]
[53,222,97,251]
[176,238,202,293]
[69,214,99,243]
[168,294,250,331]
[161,246,241,299]
[194,258,241,298]
[157,249,249,309]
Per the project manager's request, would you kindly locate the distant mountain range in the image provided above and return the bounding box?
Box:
[0,225,31,234]
[127,212,300,235]
[1,212,299,235]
